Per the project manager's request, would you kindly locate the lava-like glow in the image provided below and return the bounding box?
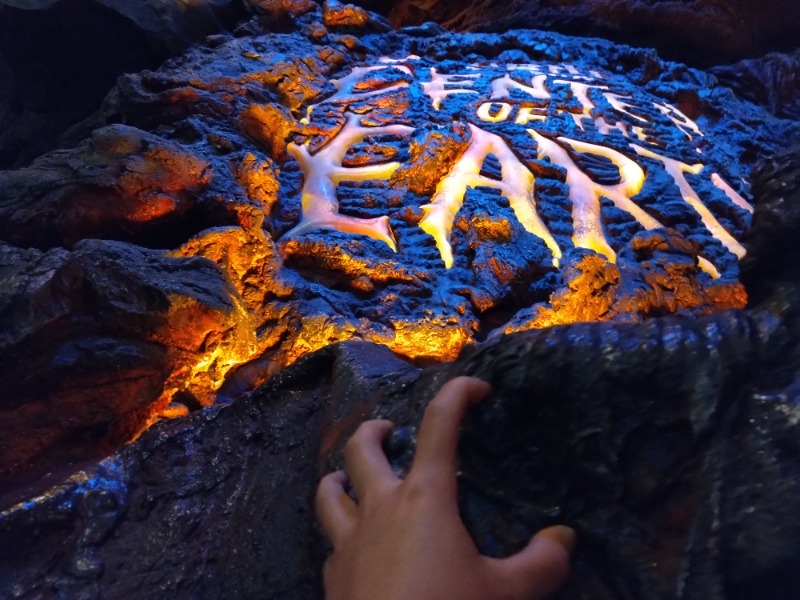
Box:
[711,172,753,213]
[516,107,548,125]
[311,64,412,113]
[284,58,750,280]
[553,80,609,129]
[422,68,480,110]
[286,112,413,249]
[654,102,703,140]
[490,73,550,100]
[477,102,513,122]
[632,144,747,259]
[530,132,651,262]
[595,117,629,137]
[420,123,561,268]
[605,92,648,123]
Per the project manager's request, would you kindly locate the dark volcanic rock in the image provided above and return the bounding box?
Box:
[741,145,800,340]
[2,308,799,599]
[0,239,254,492]
[4,140,800,594]
[0,124,212,250]
[385,0,800,68]
[1,10,800,599]
[2,11,798,500]
[710,50,800,120]
[0,0,246,169]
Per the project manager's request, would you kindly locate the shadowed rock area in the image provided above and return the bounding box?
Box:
[384,0,800,69]
[0,0,247,169]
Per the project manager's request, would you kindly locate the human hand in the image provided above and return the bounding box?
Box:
[316,376,576,600]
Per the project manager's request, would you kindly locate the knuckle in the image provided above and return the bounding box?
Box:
[400,476,433,507]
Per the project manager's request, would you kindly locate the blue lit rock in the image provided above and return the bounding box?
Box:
[1,6,800,599]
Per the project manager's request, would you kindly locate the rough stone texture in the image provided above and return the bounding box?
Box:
[384,0,800,68]
[0,239,255,492]
[1,308,799,599]
[2,4,798,495]
[710,50,800,120]
[740,145,800,340]
[0,0,247,169]
[1,128,800,600]
[0,124,213,250]
[1,5,800,599]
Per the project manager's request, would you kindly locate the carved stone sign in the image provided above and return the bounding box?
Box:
[284,56,751,279]
[3,25,788,485]
[262,49,753,361]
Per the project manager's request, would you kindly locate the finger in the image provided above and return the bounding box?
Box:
[343,419,398,501]
[316,470,357,548]
[492,525,576,600]
[411,377,490,484]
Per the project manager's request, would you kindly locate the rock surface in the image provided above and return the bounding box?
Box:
[384,0,800,68]
[2,0,798,496]
[710,50,800,120]
[1,3,800,599]
[2,307,799,598]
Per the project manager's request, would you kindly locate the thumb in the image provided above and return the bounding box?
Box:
[493,525,576,600]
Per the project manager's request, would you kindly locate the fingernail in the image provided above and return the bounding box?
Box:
[545,525,577,553]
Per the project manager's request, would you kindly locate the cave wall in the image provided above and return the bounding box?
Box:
[0,1,799,599]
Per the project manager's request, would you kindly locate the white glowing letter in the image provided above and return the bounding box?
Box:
[490,73,550,101]
[594,117,629,137]
[711,173,753,213]
[605,92,648,122]
[553,80,609,129]
[477,102,513,123]
[530,132,653,262]
[420,124,561,268]
[517,107,547,125]
[285,113,414,249]
[422,68,480,110]
[632,144,747,260]
[654,102,703,140]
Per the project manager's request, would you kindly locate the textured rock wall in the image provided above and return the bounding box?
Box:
[3,5,796,492]
[0,0,247,168]
[384,0,800,68]
[1,1,799,598]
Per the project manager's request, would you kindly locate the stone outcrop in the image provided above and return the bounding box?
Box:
[384,0,800,68]
[0,0,247,168]
[1,3,800,599]
[2,306,799,598]
[2,0,798,495]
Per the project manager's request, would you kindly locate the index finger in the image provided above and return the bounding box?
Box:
[410,376,490,485]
